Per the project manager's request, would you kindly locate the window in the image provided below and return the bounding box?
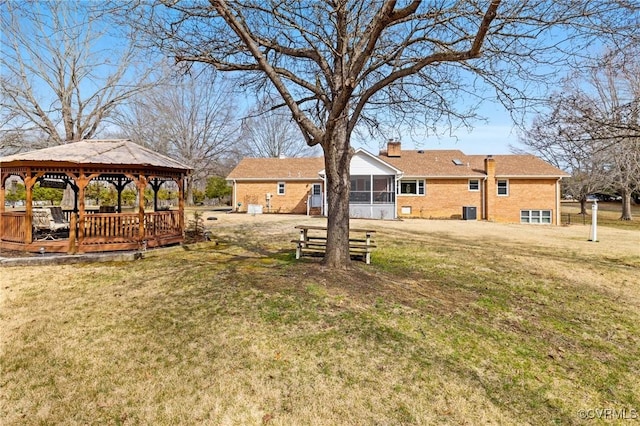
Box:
[350,175,371,203]
[349,175,395,204]
[372,176,395,203]
[277,182,285,195]
[398,179,425,195]
[497,179,508,196]
[521,210,552,224]
[468,179,480,191]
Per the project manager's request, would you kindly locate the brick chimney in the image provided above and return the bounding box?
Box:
[386,139,401,157]
[484,155,495,177]
[484,156,496,221]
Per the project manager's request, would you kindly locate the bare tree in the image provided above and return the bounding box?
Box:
[0,1,155,147]
[520,49,640,219]
[120,0,638,267]
[585,52,640,220]
[113,68,242,204]
[518,96,614,214]
[241,98,320,158]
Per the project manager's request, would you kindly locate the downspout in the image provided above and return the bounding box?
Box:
[233,179,237,212]
[320,173,327,216]
[482,176,487,220]
[556,178,561,225]
[394,173,403,219]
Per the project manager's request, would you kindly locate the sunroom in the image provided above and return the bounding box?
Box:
[327,149,402,220]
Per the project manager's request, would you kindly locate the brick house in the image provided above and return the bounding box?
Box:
[226,141,569,224]
[227,156,326,215]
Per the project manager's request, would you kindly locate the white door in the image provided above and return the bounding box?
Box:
[310,184,322,208]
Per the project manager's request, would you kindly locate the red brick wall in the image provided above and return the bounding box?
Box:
[492,178,559,223]
[233,180,321,214]
[235,177,560,223]
[397,177,560,224]
[397,179,482,219]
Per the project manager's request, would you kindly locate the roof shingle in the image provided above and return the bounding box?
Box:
[227,157,325,180]
[226,150,568,179]
[0,140,191,171]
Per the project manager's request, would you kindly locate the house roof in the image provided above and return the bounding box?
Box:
[0,139,191,171]
[380,150,569,178]
[226,150,568,180]
[227,156,325,180]
[467,154,570,177]
[380,150,485,177]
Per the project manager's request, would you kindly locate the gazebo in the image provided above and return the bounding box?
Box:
[0,139,191,254]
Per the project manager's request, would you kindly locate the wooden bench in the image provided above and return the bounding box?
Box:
[293,225,376,264]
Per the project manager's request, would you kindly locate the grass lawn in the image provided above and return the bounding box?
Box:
[1,214,639,425]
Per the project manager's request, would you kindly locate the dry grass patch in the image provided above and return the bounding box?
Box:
[1,215,639,425]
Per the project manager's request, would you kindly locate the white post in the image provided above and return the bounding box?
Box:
[589,200,598,242]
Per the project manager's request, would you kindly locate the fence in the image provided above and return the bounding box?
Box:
[561,213,588,226]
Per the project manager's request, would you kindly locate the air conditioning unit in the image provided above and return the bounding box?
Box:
[462,206,477,220]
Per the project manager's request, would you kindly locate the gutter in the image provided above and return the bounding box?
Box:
[233,179,237,212]
[319,171,327,216]
[482,176,487,220]
[394,172,404,219]
[556,177,562,225]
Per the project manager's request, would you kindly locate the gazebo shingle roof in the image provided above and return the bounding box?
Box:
[0,139,191,171]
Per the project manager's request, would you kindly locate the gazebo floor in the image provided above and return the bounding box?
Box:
[0,233,183,254]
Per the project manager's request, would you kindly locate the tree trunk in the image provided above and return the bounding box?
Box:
[579,197,588,215]
[322,120,353,269]
[620,188,633,220]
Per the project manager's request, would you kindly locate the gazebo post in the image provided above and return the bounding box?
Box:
[73,185,79,214]
[0,174,5,215]
[137,175,147,245]
[76,172,88,253]
[0,174,5,245]
[68,214,77,254]
[23,170,39,244]
[178,176,185,233]
[116,176,124,213]
[150,178,162,211]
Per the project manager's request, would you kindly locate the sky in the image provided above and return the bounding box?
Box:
[352,102,525,156]
[1,1,558,157]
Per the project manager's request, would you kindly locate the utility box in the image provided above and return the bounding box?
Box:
[462,206,477,220]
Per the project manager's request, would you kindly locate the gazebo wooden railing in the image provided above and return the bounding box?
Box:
[0,210,183,253]
[1,212,27,243]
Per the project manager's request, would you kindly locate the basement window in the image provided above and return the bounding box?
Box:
[521,210,552,224]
